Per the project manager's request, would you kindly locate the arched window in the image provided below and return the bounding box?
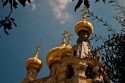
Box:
[66,65,74,79]
[73,50,77,56]
[85,66,94,79]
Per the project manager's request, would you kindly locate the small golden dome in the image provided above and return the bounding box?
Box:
[26,47,42,72]
[46,46,63,68]
[75,19,93,36]
[26,56,42,72]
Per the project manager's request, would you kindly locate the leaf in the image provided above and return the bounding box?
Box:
[10,18,17,27]
[86,15,90,17]
[10,18,14,21]
[108,0,114,3]
[103,0,105,3]
[7,20,12,30]
[9,0,12,3]
[74,0,83,12]
[18,0,26,7]
[13,0,18,9]
[13,22,17,27]
[95,0,100,3]
[4,28,9,35]
[84,0,90,8]
[3,0,9,7]
[121,29,125,32]
[27,0,31,3]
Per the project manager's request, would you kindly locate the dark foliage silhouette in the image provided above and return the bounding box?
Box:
[73,0,105,12]
[73,0,125,82]
[100,33,125,82]
[0,0,31,35]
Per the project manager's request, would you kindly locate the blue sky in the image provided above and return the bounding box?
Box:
[0,0,121,83]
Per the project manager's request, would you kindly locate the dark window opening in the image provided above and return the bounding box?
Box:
[66,66,74,79]
[73,50,77,56]
[85,67,94,79]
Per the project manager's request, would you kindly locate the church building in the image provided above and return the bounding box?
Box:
[22,12,110,83]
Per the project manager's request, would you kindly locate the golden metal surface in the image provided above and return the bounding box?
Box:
[46,47,62,68]
[59,46,72,58]
[46,31,68,68]
[75,19,93,36]
[26,46,42,72]
[46,31,73,68]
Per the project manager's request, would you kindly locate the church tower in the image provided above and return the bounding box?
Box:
[22,8,110,83]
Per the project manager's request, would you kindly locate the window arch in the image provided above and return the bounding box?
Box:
[66,65,74,79]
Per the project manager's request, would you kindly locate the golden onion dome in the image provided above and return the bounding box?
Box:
[59,45,72,59]
[75,19,93,36]
[46,44,66,68]
[26,47,42,72]
[46,31,73,68]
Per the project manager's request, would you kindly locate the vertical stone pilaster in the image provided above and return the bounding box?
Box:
[57,67,67,83]
[50,62,61,77]
[22,68,38,83]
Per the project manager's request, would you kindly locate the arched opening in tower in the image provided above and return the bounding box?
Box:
[73,50,77,56]
[66,65,74,79]
[85,66,94,79]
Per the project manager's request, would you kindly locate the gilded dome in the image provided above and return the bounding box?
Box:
[26,55,42,72]
[75,19,93,36]
[60,45,72,59]
[46,31,73,68]
[46,47,60,68]
[26,47,42,72]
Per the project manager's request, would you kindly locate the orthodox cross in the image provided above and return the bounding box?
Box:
[62,31,68,45]
[82,6,88,19]
[67,32,72,46]
[35,44,42,57]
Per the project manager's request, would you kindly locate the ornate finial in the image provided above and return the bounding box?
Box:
[67,32,72,47]
[82,6,88,20]
[35,44,42,58]
[62,31,68,46]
